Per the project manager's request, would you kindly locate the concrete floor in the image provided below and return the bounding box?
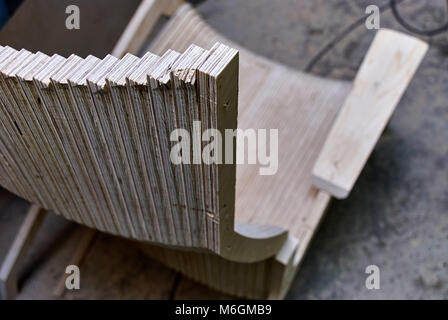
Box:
[0,0,446,299]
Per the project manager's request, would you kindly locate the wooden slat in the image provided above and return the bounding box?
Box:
[312,29,428,198]
[52,227,96,297]
[0,205,46,299]
[112,0,184,57]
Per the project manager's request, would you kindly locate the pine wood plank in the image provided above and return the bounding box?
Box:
[312,29,428,198]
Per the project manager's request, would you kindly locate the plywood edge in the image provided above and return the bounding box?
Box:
[311,173,349,199]
[275,234,300,266]
[218,222,288,263]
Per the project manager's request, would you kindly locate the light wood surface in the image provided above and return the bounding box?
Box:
[312,29,428,198]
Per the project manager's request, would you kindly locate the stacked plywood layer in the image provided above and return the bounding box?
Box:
[0,0,428,297]
[0,43,238,254]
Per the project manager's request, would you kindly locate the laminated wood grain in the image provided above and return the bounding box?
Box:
[0,48,54,208]
[69,55,134,237]
[51,56,116,233]
[0,41,286,263]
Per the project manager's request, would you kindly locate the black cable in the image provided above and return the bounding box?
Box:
[305,0,448,72]
[305,1,397,72]
[390,0,448,36]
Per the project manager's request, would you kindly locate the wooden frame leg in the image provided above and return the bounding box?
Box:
[0,205,46,300]
[53,227,97,298]
[111,0,184,57]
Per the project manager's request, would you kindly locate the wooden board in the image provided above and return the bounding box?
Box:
[312,29,428,198]
[112,0,183,57]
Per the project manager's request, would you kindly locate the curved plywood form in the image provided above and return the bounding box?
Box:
[220,223,288,263]
[149,3,350,262]
[0,0,427,270]
[125,1,428,297]
[0,24,288,265]
[149,3,428,265]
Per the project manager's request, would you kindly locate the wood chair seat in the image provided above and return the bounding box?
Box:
[0,0,428,299]
[137,2,427,298]
[149,3,355,258]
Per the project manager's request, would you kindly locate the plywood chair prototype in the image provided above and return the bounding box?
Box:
[0,0,428,299]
